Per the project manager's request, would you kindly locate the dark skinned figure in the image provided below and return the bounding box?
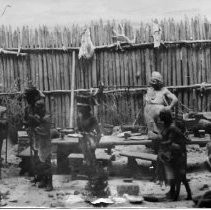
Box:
[158,109,192,201]
[23,87,45,180]
[23,87,53,191]
[76,94,109,198]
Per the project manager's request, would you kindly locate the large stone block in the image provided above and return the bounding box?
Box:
[117,183,139,196]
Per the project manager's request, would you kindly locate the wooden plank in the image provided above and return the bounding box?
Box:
[30,53,36,87]
[128,51,133,87]
[104,51,109,87]
[197,48,202,111]
[201,48,206,111]
[119,52,125,122]
[0,57,4,90]
[6,56,11,90]
[43,53,49,91]
[10,56,15,88]
[111,52,116,89]
[131,51,137,121]
[55,51,61,127]
[172,48,177,87]
[2,56,7,91]
[141,49,146,86]
[124,52,129,87]
[188,48,194,110]
[59,52,65,128]
[54,51,60,127]
[120,151,157,162]
[45,52,52,114]
[167,47,171,86]
[136,49,141,87]
[47,52,54,91]
[132,50,137,87]
[63,52,69,127]
[181,47,188,109]
[127,52,133,122]
[37,53,43,90]
[108,51,113,88]
[192,48,197,112]
[115,52,120,87]
[70,51,76,128]
[163,48,168,87]
[119,52,124,87]
[175,48,182,109]
[207,48,211,111]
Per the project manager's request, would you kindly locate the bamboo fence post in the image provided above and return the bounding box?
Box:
[69,51,76,128]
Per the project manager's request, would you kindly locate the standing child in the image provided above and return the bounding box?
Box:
[158,109,192,201]
[77,102,101,174]
[76,93,110,197]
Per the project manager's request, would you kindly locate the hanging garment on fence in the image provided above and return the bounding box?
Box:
[153,22,162,48]
[78,29,95,60]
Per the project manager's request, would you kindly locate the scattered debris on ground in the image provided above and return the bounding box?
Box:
[0,141,210,208]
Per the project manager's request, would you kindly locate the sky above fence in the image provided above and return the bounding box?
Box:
[0,0,211,27]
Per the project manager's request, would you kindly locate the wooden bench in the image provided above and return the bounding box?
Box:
[120,151,157,167]
[19,134,210,175]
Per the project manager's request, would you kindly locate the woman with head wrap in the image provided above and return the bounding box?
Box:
[144,71,178,140]
[23,87,53,191]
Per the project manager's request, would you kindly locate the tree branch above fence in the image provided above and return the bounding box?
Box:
[0,49,27,56]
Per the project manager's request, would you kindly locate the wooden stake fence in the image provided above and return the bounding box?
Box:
[0,17,211,127]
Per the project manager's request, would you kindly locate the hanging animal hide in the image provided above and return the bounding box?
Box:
[78,29,95,60]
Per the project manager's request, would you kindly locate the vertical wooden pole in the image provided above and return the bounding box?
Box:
[69,51,76,128]
[5,137,7,164]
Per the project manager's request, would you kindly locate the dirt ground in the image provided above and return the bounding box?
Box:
[0,141,210,208]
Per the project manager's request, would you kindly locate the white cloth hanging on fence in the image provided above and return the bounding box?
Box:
[78,29,95,59]
[153,22,162,48]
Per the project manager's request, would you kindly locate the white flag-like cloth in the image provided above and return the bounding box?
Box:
[153,23,162,48]
[78,29,95,59]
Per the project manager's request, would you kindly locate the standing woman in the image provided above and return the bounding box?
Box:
[144,71,178,137]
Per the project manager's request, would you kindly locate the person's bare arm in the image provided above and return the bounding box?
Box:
[164,89,178,110]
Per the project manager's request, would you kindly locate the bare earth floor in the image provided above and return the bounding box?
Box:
[0,143,210,208]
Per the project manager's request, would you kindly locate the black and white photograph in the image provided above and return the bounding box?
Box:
[0,0,211,208]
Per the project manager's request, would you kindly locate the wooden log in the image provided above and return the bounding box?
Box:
[38,53,43,90]
[4,39,211,53]
[197,48,202,111]
[63,52,69,127]
[55,51,61,127]
[0,49,27,56]
[201,49,206,111]
[60,52,65,128]
[120,151,157,162]
[163,48,168,87]
[69,51,76,128]
[145,49,151,85]
[115,52,120,87]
